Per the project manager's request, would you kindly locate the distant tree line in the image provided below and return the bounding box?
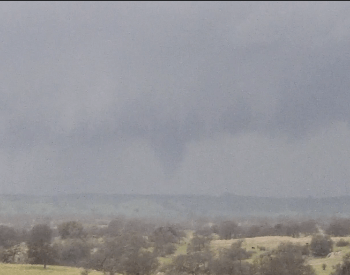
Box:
[192,216,350,240]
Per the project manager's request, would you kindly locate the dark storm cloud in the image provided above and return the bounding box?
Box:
[1,1,350,196]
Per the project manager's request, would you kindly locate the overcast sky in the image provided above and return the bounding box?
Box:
[1,1,350,197]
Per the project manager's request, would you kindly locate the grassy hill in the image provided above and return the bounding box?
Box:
[160,233,350,275]
[211,235,350,275]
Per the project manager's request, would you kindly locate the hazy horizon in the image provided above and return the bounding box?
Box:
[1,2,350,198]
[1,191,350,199]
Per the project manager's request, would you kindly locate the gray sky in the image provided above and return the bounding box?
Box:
[1,1,350,197]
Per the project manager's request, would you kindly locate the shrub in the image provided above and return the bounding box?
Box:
[331,253,350,275]
[301,244,310,256]
[154,243,177,257]
[336,239,349,247]
[310,234,333,257]
[164,243,177,256]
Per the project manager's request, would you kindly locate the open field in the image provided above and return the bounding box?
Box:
[0,264,102,275]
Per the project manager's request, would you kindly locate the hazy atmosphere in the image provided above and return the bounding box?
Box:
[1,1,350,197]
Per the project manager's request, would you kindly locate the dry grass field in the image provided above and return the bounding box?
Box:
[212,235,350,275]
[0,264,103,275]
[159,233,350,275]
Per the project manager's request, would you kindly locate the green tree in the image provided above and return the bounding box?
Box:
[27,224,57,268]
[310,234,333,257]
[120,248,159,275]
[210,240,253,275]
[0,225,19,248]
[150,226,180,257]
[326,218,350,237]
[165,251,213,275]
[218,220,238,240]
[57,239,91,267]
[107,216,126,237]
[254,242,315,275]
[89,233,157,275]
[186,233,211,253]
[58,221,84,239]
